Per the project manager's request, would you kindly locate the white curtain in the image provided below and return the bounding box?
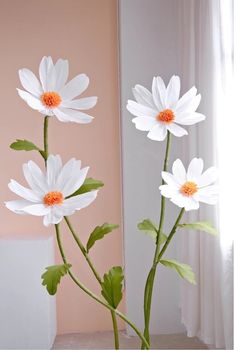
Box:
[179,1,234,349]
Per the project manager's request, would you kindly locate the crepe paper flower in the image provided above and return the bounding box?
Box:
[159,158,218,211]
[17,56,97,123]
[127,75,205,141]
[5,155,98,226]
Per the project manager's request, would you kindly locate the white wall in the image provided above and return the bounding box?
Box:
[119,0,186,334]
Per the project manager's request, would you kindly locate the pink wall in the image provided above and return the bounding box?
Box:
[0,0,124,334]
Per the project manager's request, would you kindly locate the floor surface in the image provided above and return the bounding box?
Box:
[53,331,221,350]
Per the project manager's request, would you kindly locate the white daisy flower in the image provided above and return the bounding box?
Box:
[17,56,97,123]
[159,158,218,211]
[127,75,205,141]
[5,155,98,226]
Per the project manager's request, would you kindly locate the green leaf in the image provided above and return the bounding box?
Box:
[101,266,124,308]
[178,221,217,235]
[67,178,104,198]
[86,223,119,252]
[160,259,196,284]
[41,263,72,295]
[137,219,167,244]
[10,139,41,152]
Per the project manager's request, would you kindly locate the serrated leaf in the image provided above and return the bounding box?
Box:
[10,139,41,152]
[137,219,167,244]
[101,266,124,308]
[178,221,217,235]
[66,178,104,198]
[160,259,196,284]
[41,263,71,295]
[87,223,119,252]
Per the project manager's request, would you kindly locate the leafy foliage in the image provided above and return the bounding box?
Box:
[101,266,124,308]
[138,219,167,243]
[41,263,71,295]
[86,223,119,252]
[160,259,196,284]
[178,221,217,235]
[10,139,46,158]
[67,178,104,198]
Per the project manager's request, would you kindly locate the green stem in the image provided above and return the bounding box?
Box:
[157,208,185,262]
[64,216,120,349]
[55,224,149,349]
[43,116,49,162]
[142,131,171,349]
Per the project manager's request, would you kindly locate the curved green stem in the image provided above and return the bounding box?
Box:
[142,131,171,349]
[64,216,119,349]
[43,116,49,162]
[55,224,149,349]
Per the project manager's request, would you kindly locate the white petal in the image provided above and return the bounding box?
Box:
[61,96,97,110]
[132,84,156,109]
[60,74,89,100]
[175,112,205,125]
[5,199,33,215]
[23,163,46,195]
[55,59,69,90]
[127,100,157,118]
[172,159,187,184]
[27,161,48,192]
[170,193,199,211]
[166,123,188,137]
[8,179,40,202]
[153,76,166,109]
[46,155,62,188]
[62,190,98,212]
[198,167,218,187]
[165,75,180,108]
[187,158,204,181]
[23,204,50,216]
[54,107,93,124]
[132,116,157,131]
[147,123,167,141]
[39,56,54,92]
[19,69,43,97]
[161,171,180,187]
[56,158,78,191]
[184,197,200,211]
[175,86,197,113]
[195,191,218,205]
[43,207,63,226]
[17,89,44,111]
[159,185,178,198]
[60,166,89,198]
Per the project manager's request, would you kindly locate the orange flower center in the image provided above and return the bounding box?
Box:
[180,181,198,197]
[43,191,64,206]
[157,109,175,123]
[41,92,62,108]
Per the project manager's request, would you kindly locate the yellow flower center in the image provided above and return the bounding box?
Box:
[41,92,62,108]
[180,181,198,197]
[43,191,64,206]
[157,109,175,123]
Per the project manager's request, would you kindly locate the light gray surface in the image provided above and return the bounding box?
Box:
[119,0,186,335]
[53,331,221,349]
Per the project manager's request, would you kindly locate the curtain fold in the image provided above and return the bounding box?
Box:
[179,1,234,349]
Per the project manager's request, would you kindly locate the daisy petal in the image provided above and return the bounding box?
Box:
[60,74,89,100]
[184,197,200,211]
[147,123,167,141]
[19,69,43,97]
[39,56,54,92]
[195,192,218,205]
[61,166,89,197]
[17,89,44,111]
[46,155,62,188]
[152,76,166,110]
[172,159,186,184]
[5,199,33,215]
[161,171,180,187]
[63,190,98,212]
[175,112,205,125]
[175,86,197,113]
[27,161,49,193]
[56,158,78,191]
[8,179,40,202]
[166,123,188,137]
[187,158,204,181]
[54,108,94,124]
[61,96,97,110]
[198,167,218,187]
[23,204,50,216]
[132,85,156,109]
[165,75,180,108]
[132,116,157,131]
[127,100,157,118]
[55,59,69,90]
[159,184,178,198]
